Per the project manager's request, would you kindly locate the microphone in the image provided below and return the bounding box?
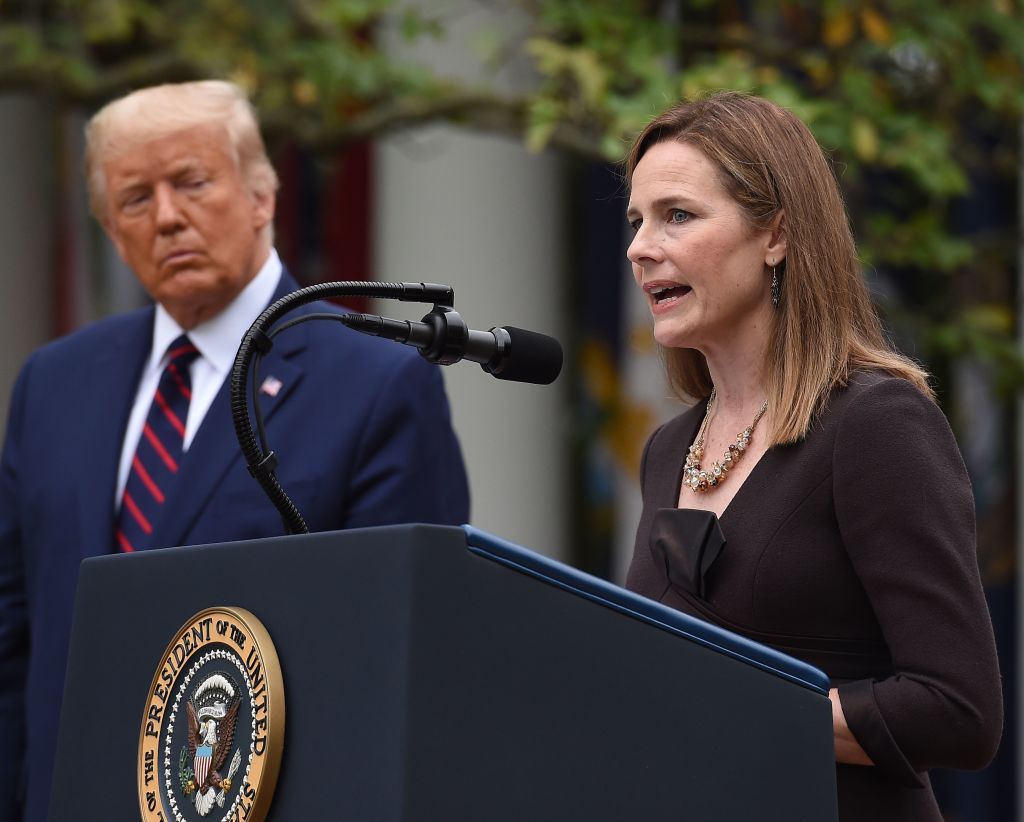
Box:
[340,309,562,385]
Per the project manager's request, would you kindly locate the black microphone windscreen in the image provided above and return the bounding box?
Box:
[495,327,563,385]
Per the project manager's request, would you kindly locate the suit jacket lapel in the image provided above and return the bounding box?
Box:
[150,270,309,548]
[77,311,153,557]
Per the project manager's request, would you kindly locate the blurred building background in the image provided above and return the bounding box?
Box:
[0,1,1020,818]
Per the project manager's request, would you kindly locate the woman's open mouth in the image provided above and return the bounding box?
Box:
[648,284,691,307]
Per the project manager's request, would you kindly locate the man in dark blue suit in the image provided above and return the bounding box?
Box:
[0,80,469,820]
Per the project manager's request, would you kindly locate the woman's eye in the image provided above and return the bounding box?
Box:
[670,209,690,224]
[628,218,643,232]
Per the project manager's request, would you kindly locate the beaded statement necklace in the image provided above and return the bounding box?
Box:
[683,388,768,493]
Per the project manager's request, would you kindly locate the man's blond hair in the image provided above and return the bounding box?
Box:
[85,80,279,221]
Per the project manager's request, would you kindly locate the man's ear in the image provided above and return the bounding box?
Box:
[765,209,787,265]
[102,218,128,263]
[251,187,276,232]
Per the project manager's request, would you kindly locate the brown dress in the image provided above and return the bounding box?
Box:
[626,371,1002,821]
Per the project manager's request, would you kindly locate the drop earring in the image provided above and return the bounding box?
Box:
[770,261,781,309]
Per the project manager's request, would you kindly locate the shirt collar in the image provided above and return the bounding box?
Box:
[151,249,283,374]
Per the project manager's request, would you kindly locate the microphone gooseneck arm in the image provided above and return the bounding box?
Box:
[231,281,562,537]
[231,281,456,537]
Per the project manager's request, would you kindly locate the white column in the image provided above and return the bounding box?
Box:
[374,127,569,558]
[374,3,569,557]
[0,96,55,431]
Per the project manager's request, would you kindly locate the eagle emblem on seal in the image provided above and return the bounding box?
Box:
[181,673,242,816]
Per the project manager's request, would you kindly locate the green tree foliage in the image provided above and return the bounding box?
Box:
[1,0,1022,386]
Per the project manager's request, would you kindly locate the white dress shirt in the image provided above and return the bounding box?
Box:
[115,249,283,506]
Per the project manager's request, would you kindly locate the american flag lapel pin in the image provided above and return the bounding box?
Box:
[260,375,283,397]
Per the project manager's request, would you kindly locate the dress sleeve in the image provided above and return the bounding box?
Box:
[0,361,29,816]
[832,377,1002,784]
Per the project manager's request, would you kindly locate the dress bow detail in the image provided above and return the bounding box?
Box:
[648,508,726,600]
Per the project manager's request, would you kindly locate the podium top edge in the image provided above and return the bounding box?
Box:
[462,525,830,696]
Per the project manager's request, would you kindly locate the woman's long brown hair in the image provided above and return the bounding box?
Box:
[626,91,931,444]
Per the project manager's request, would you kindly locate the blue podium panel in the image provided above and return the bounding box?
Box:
[51,525,837,821]
[463,525,830,694]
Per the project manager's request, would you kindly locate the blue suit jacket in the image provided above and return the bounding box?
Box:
[0,271,469,820]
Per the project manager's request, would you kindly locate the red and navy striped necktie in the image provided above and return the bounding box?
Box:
[115,335,200,553]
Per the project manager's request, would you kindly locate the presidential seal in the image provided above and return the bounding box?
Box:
[138,607,284,821]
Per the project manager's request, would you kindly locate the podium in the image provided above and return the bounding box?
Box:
[50,524,838,820]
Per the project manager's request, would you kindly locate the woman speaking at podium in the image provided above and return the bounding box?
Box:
[623,92,1001,820]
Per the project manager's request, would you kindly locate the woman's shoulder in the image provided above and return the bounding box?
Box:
[639,400,707,483]
[648,400,707,450]
[819,370,961,465]
[836,368,931,400]
[821,370,939,429]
